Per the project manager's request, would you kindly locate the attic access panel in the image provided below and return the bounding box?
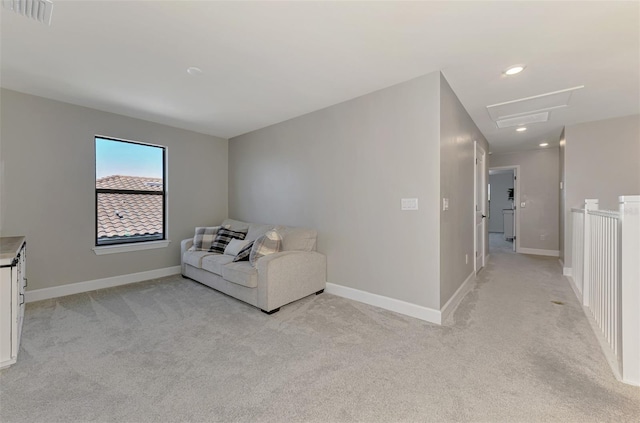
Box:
[487,86,584,127]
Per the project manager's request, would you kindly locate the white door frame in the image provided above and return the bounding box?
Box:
[489,165,521,253]
[474,142,487,273]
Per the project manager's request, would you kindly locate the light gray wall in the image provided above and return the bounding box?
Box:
[488,172,514,233]
[0,89,229,291]
[490,148,560,252]
[229,73,442,309]
[439,75,490,306]
[563,114,640,268]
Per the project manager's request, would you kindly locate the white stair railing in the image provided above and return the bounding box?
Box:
[571,208,585,294]
[570,196,640,386]
[586,208,621,363]
[620,196,640,386]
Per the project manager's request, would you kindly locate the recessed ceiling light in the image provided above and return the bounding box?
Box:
[187,67,203,76]
[504,65,525,76]
[516,127,527,132]
[539,143,549,147]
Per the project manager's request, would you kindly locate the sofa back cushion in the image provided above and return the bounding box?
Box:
[246,223,275,241]
[221,219,250,233]
[223,218,318,252]
[276,226,317,252]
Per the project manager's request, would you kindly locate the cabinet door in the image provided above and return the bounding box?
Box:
[0,268,13,365]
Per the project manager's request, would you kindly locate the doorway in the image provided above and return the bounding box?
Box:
[488,165,520,254]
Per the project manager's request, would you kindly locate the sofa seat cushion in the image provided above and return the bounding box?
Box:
[201,254,235,276]
[183,251,219,269]
[222,262,258,288]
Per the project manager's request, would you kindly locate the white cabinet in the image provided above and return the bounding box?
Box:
[0,237,26,369]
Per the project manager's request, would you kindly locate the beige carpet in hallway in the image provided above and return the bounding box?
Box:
[1,251,638,422]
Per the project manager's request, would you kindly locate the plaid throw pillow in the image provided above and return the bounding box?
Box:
[192,226,222,251]
[249,229,282,267]
[209,227,247,254]
[232,241,254,262]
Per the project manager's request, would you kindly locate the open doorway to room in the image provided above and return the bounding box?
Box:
[488,166,520,254]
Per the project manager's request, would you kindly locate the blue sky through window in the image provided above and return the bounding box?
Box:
[96,137,163,179]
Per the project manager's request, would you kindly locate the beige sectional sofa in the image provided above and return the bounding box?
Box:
[181,219,326,314]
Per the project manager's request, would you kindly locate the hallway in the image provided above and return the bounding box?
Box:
[449,243,640,420]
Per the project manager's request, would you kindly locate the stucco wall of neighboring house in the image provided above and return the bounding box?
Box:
[0,89,229,292]
[230,72,442,310]
[563,114,640,269]
[439,74,490,307]
[490,148,560,254]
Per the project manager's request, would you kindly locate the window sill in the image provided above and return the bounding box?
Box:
[93,240,171,255]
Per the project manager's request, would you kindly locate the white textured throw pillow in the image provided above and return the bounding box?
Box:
[224,238,253,256]
[249,229,282,266]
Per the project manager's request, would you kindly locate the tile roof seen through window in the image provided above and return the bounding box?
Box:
[96,175,164,191]
[97,175,163,240]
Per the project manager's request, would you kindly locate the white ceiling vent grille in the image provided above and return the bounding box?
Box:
[487,86,584,129]
[496,112,549,128]
[2,0,53,26]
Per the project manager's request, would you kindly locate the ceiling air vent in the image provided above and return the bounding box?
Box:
[496,112,549,129]
[2,0,53,26]
[487,86,584,129]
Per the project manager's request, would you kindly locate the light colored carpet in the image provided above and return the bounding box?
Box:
[489,232,514,255]
[1,252,639,422]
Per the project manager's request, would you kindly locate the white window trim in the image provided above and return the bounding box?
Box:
[93,240,170,255]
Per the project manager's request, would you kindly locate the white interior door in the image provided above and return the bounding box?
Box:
[475,143,486,272]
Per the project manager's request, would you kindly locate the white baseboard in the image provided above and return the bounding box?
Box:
[325,282,442,324]
[25,266,182,303]
[440,271,476,324]
[567,275,582,302]
[563,267,573,277]
[518,248,560,257]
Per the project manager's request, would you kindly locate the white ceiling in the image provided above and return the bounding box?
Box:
[1,1,638,153]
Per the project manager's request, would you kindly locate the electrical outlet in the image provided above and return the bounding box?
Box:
[465,254,469,264]
[401,198,418,211]
[442,198,449,211]
[540,234,547,241]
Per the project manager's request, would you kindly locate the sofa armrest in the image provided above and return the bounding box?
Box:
[256,251,327,312]
[180,238,194,274]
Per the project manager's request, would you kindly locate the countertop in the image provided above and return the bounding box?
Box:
[0,236,26,266]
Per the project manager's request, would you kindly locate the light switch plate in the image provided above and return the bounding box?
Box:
[442,198,449,211]
[401,198,419,211]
